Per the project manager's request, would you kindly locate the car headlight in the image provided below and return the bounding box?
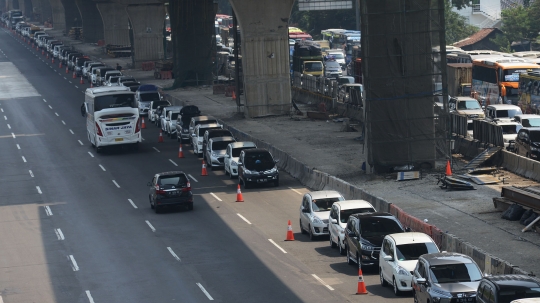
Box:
[360,243,374,251]
[431,288,452,300]
[396,265,411,276]
[312,216,323,224]
[211,152,220,158]
[532,147,538,151]
[231,160,238,166]
[243,168,254,174]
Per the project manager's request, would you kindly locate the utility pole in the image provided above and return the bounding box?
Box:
[233,9,241,110]
[355,0,360,31]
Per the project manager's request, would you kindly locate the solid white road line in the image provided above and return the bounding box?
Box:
[237,213,252,225]
[7,124,10,129]
[88,151,94,157]
[44,206,53,216]
[152,147,160,153]
[289,187,303,195]
[128,199,138,209]
[29,170,34,177]
[16,144,20,149]
[99,164,106,171]
[188,174,198,182]
[69,255,79,271]
[11,133,15,138]
[196,283,214,301]
[62,120,66,125]
[169,159,178,166]
[22,156,26,162]
[85,290,95,303]
[36,186,42,194]
[167,247,181,261]
[210,193,222,202]
[145,220,156,232]
[55,228,65,240]
[78,140,83,145]
[268,239,287,254]
[112,180,120,188]
[312,274,335,291]
[69,129,74,134]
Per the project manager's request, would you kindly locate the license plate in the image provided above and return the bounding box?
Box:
[115,138,123,142]
[257,179,268,183]
[457,298,474,302]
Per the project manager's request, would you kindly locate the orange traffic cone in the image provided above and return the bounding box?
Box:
[285,220,295,241]
[72,71,76,79]
[80,76,84,84]
[201,160,208,176]
[66,67,69,74]
[236,184,244,202]
[178,144,184,158]
[158,130,164,143]
[356,267,368,295]
[445,160,452,176]
[59,61,62,68]
[231,90,236,101]
[141,117,146,129]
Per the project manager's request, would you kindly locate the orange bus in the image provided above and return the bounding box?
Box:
[472,57,540,106]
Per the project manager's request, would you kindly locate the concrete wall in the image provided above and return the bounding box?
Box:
[229,0,294,118]
[126,3,165,68]
[74,0,102,43]
[96,2,130,46]
[32,0,51,24]
[48,0,64,31]
[60,0,81,29]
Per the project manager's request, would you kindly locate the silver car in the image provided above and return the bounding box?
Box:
[299,190,345,240]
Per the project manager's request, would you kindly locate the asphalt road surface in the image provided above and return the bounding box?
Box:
[0,28,412,303]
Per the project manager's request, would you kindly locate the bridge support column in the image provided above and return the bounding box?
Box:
[126,3,166,68]
[48,0,65,31]
[31,0,51,24]
[229,0,294,117]
[75,0,103,43]
[96,2,130,46]
[60,0,81,30]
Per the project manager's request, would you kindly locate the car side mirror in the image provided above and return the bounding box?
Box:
[415,278,427,285]
[383,255,393,261]
[237,162,242,166]
[147,182,152,186]
[166,118,170,121]
[330,218,338,224]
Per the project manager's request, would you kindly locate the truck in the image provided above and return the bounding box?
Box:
[292,40,324,77]
[447,63,472,97]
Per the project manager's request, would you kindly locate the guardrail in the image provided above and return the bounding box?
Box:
[473,119,504,147]
[451,113,468,137]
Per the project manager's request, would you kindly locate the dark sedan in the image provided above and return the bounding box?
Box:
[148,171,193,213]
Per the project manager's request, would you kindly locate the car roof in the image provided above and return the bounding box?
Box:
[307,190,343,199]
[387,232,435,245]
[350,212,396,220]
[192,116,217,122]
[454,97,478,101]
[156,171,187,177]
[164,106,182,110]
[196,123,221,129]
[342,83,362,87]
[228,141,256,149]
[515,114,540,119]
[209,136,235,143]
[483,275,540,291]
[419,252,474,265]
[333,200,374,210]
[521,127,540,131]
[487,104,521,109]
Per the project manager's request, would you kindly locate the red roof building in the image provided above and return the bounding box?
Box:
[452,28,502,51]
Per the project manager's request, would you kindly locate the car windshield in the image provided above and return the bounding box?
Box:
[360,218,404,237]
[244,152,275,171]
[522,118,540,127]
[209,131,232,139]
[429,263,482,283]
[312,198,342,212]
[141,92,160,102]
[198,127,219,136]
[94,94,136,111]
[497,109,522,118]
[501,124,521,134]
[151,101,170,109]
[498,288,540,303]
[158,174,188,189]
[339,208,374,223]
[457,100,481,110]
[304,62,323,72]
[326,62,340,69]
[171,113,179,120]
[196,119,217,127]
[110,77,119,83]
[212,141,234,151]
[395,242,439,261]
[329,53,344,59]
[232,147,255,157]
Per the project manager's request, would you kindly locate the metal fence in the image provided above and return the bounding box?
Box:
[291,72,365,107]
[473,119,504,147]
[450,113,468,137]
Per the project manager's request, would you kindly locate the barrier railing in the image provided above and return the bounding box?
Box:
[473,119,504,147]
[450,113,468,137]
[291,72,361,106]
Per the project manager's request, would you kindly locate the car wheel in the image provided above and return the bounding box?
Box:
[393,277,402,296]
[243,180,250,189]
[346,246,354,265]
[380,268,388,286]
[300,219,307,234]
[309,225,316,240]
[154,205,160,213]
[339,241,346,255]
[330,235,337,248]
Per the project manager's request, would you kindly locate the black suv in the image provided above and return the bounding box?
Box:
[148,171,193,213]
[515,127,540,159]
[477,275,540,303]
[344,212,405,267]
[238,148,279,189]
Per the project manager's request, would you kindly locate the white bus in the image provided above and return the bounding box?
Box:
[81,86,141,152]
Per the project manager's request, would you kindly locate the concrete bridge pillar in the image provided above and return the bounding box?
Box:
[96,2,130,46]
[229,0,294,117]
[75,0,103,43]
[48,0,65,31]
[60,0,81,29]
[30,0,51,23]
[126,3,165,68]
[22,0,31,18]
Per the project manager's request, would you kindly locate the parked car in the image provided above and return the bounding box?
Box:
[379,232,440,295]
[491,120,522,149]
[299,190,345,240]
[224,141,257,178]
[205,136,236,169]
[191,124,222,156]
[344,212,406,267]
[103,70,123,86]
[514,114,540,127]
[122,81,141,92]
[163,106,182,138]
[160,106,182,133]
[84,62,104,79]
[477,274,540,303]
[485,104,523,123]
[95,67,115,85]
[117,76,137,86]
[176,105,201,143]
[336,76,355,88]
[412,252,483,303]
[328,200,376,255]
[238,148,280,189]
[203,129,235,161]
[148,171,193,213]
[148,100,171,124]
[512,299,540,303]
[136,85,161,116]
[515,127,540,159]
[449,97,485,119]
[106,76,123,86]
[188,116,219,141]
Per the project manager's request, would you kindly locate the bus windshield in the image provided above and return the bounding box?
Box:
[304,62,323,72]
[95,94,136,111]
[504,68,540,82]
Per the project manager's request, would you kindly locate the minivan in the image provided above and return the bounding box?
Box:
[477,275,540,303]
[485,104,523,123]
[515,127,540,159]
[238,148,279,188]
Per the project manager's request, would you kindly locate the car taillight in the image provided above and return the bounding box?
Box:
[96,122,103,136]
[155,185,166,194]
[182,182,191,192]
[135,117,141,133]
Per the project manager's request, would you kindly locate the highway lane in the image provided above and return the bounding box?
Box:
[0,28,412,303]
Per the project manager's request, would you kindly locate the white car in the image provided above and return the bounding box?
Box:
[299,190,345,240]
[328,200,376,255]
[379,232,439,295]
[493,121,521,147]
[163,106,182,138]
[514,114,540,127]
[191,123,222,156]
[188,116,219,142]
[148,100,171,123]
[224,141,257,178]
[206,137,236,169]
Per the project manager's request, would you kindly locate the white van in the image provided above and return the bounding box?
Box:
[82,86,141,153]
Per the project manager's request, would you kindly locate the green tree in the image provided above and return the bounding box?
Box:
[492,5,538,51]
[445,1,479,44]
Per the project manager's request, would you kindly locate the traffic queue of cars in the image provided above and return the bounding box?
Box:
[296,189,540,302]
